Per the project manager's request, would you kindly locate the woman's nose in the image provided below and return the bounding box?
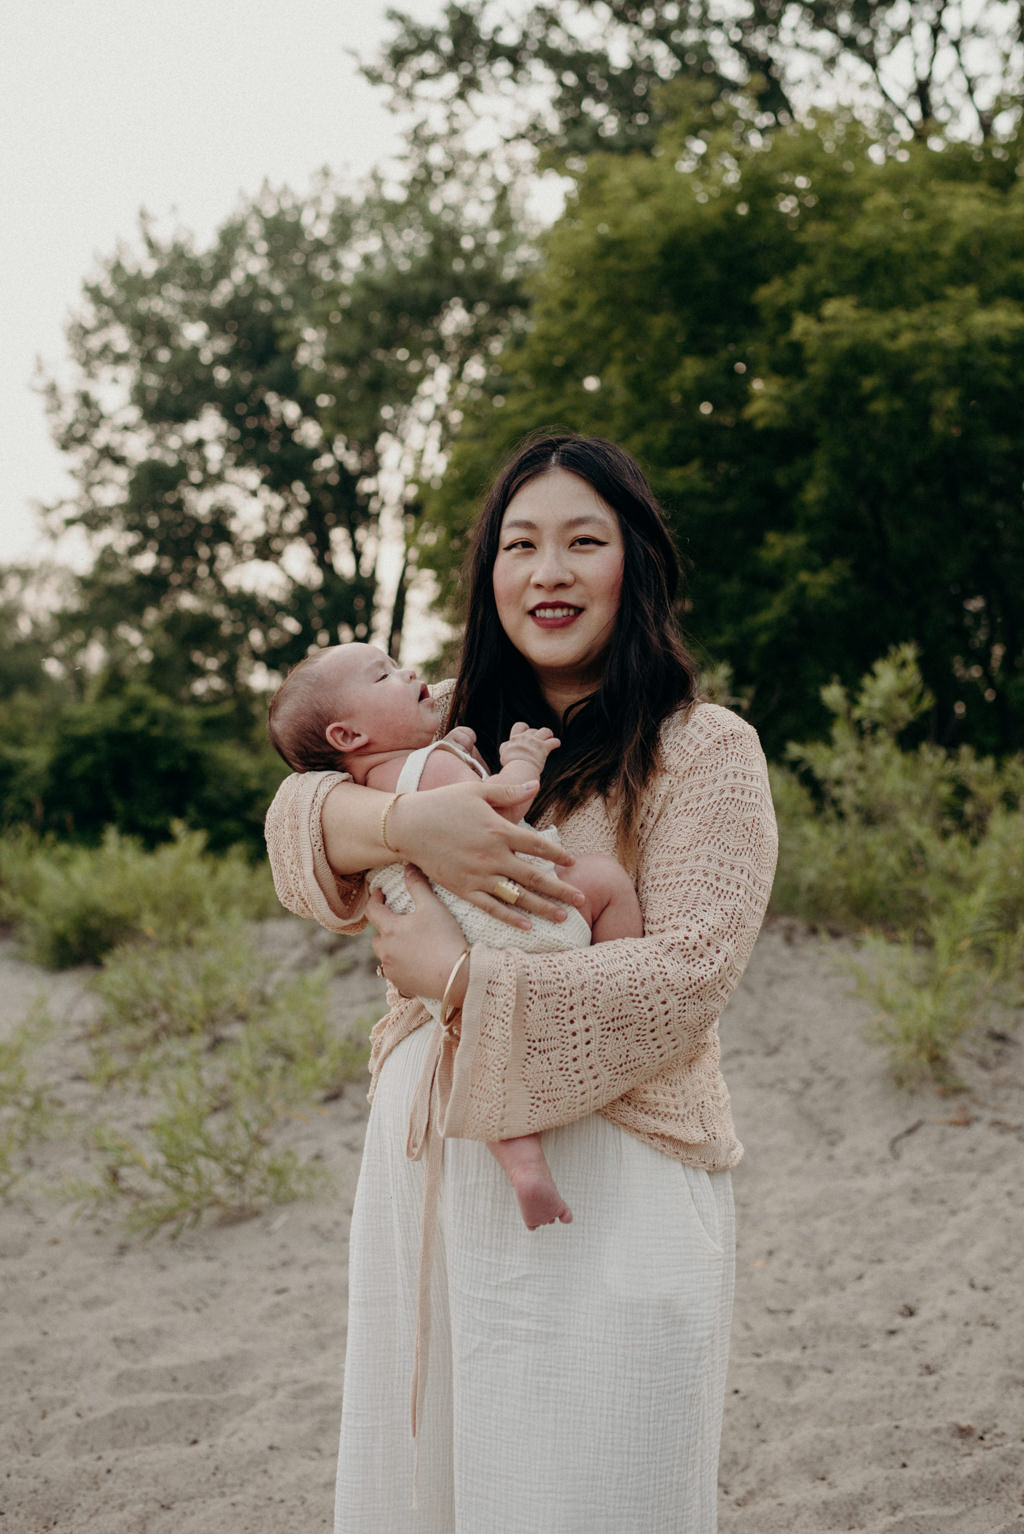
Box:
[531,551,572,587]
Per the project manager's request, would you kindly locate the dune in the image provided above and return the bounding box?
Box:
[1,921,1021,1532]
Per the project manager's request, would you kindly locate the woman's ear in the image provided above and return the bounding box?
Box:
[325,720,367,753]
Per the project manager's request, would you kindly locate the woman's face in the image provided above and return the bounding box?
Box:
[492,467,625,710]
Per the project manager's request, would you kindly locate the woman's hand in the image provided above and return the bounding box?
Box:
[386,777,583,929]
[369,868,468,1002]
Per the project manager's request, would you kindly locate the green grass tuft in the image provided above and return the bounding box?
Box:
[69,922,369,1232]
[3,828,372,1232]
[74,1060,329,1235]
[0,1004,59,1195]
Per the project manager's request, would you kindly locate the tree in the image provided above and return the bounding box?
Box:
[367,0,1023,156]
[42,171,528,702]
[28,685,283,852]
[0,566,70,706]
[423,113,1024,754]
[0,570,284,849]
[0,565,76,829]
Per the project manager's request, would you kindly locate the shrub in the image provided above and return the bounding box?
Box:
[772,644,1023,934]
[89,923,367,1099]
[4,825,280,969]
[772,645,1024,1081]
[0,831,44,926]
[24,684,286,855]
[852,897,1020,1088]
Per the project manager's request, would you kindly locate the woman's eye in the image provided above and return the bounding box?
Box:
[502,540,534,552]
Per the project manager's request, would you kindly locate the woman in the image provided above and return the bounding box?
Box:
[265,433,778,1533]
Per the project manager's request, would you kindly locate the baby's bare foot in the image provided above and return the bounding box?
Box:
[509,1166,573,1231]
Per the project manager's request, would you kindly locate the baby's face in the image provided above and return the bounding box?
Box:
[322,644,437,753]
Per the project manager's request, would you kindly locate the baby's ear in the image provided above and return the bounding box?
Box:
[325,720,366,752]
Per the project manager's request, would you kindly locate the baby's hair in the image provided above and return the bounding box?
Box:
[267,651,345,772]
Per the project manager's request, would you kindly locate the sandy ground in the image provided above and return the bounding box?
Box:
[1,920,1022,1533]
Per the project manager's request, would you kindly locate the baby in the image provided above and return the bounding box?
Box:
[267,642,643,1231]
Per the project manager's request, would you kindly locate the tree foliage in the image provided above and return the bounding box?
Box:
[22,3,1024,865]
[425,112,1024,754]
[0,566,77,830]
[367,0,1023,156]
[42,172,528,700]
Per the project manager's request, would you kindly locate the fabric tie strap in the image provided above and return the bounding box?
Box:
[405,1017,460,1443]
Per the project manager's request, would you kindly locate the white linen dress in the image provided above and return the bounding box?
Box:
[334,1022,735,1534]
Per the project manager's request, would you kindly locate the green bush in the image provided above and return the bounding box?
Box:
[772,644,1023,934]
[771,645,1024,1081]
[1,821,370,1230]
[0,831,43,926]
[2,825,280,969]
[90,924,281,1065]
[852,895,1021,1088]
[0,676,288,857]
[769,766,937,932]
[25,684,286,854]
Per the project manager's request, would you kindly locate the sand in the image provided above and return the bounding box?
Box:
[1,920,1022,1533]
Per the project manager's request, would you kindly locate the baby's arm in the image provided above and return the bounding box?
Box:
[568,854,644,943]
[414,724,557,821]
[407,726,550,796]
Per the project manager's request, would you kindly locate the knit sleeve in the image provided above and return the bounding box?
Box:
[442,706,778,1142]
[264,769,370,932]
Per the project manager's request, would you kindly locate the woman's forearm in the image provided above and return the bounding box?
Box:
[320,774,582,924]
[321,781,400,876]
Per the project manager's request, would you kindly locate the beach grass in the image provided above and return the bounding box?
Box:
[0,829,371,1231]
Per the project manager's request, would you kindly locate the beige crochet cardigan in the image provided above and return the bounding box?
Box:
[265,697,777,1172]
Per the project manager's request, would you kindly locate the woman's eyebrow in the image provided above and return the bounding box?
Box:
[502,513,613,532]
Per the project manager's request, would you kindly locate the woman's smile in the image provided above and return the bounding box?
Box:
[528,603,584,627]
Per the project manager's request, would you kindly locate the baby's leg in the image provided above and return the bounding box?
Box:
[487,1134,573,1230]
[566,853,644,943]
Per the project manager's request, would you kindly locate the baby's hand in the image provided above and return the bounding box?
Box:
[441,725,476,750]
[499,722,560,774]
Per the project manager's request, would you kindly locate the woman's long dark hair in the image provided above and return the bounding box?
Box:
[447,432,700,865]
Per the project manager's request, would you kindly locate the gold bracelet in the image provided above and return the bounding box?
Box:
[440,948,471,1038]
[380,792,405,855]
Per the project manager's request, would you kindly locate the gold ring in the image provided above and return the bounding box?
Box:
[492,877,522,906]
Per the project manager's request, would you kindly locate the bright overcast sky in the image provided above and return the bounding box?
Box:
[0,0,445,563]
